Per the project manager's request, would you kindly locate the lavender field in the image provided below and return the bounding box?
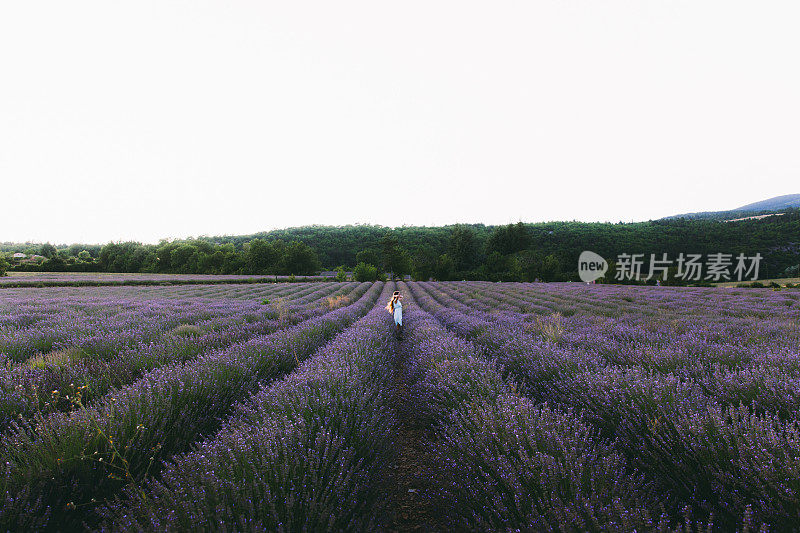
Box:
[0,272,328,287]
[1,281,799,531]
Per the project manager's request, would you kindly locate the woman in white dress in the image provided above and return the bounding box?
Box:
[386,291,403,338]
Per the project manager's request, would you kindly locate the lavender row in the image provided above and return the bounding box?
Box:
[564,367,800,530]
[1,299,240,362]
[1,284,353,385]
[99,284,399,531]
[409,282,799,528]
[448,280,800,322]
[420,282,800,379]
[0,282,345,362]
[435,279,800,319]
[0,281,354,373]
[0,282,384,531]
[0,283,370,430]
[414,282,800,425]
[0,273,331,285]
[0,280,327,309]
[397,293,675,531]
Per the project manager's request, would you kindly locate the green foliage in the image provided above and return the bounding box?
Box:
[380,233,411,279]
[477,249,562,282]
[0,255,8,277]
[540,254,562,281]
[41,256,67,272]
[486,222,531,256]
[245,239,320,276]
[434,254,455,281]
[39,238,319,276]
[335,266,348,282]
[39,243,57,258]
[353,262,380,282]
[448,225,480,271]
[412,245,437,281]
[100,242,158,273]
[482,251,509,280]
[203,224,459,268]
[247,238,277,274]
[3,209,799,280]
[282,240,322,275]
[355,248,381,267]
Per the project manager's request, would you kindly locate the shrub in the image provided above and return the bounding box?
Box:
[170,324,203,337]
[26,347,85,369]
[0,284,384,530]
[529,312,565,343]
[430,396,657,531]
[99,297,397,532]
[353,262,380,282]
[322,295,351,310]
[622,403,800,530]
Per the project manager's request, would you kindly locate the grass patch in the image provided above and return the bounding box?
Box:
[321,295,352,310]
[170,324,203,337]
[525,313,565,343]
[26,347,85,369]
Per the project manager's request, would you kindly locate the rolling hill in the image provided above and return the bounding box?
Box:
[667,194,800,220]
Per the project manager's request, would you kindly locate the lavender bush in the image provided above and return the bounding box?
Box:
[0,283,383,530]
[0,282,368,429]
[99,284,398,531]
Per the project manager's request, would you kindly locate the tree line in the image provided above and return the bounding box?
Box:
[2,209,799,282]
[2,239,321,276]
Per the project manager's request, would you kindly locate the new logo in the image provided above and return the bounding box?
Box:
[578,251,608,283]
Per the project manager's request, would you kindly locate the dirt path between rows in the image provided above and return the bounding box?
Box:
[384,301,441,532]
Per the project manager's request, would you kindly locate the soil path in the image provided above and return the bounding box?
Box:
[384,295,441,532]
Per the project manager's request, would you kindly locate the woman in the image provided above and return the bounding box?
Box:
[386,290,403,337]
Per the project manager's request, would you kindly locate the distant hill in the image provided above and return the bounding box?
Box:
[734,194,800,212]
[667,194,800,220]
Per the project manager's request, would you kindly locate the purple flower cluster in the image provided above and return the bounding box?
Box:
[0,282,367,429]
[0,282,383,530]
[0,272,330,286]
[397,294,658,530]
[405,281,800,530]
[98,283,399,531]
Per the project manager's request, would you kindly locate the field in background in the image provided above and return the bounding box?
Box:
[0,271,328,287]
[716,276,800,287]
[1,281,799,531]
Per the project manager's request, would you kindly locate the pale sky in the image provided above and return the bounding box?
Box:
[1,1,799,244]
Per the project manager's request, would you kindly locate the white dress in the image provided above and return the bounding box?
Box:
[393,300,403,326]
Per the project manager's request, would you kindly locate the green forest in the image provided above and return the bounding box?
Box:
[2,209,799,282]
